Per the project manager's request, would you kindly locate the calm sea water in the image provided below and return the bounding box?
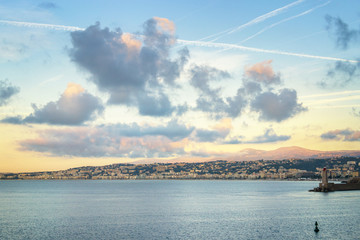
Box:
[0,180,359,240]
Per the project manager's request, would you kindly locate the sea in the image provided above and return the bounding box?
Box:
[0,180,359,240]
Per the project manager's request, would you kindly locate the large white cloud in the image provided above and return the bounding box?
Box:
[69,18,189,116]
[2,83,103,125]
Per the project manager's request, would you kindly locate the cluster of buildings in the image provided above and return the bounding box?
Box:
[1,157,359,180]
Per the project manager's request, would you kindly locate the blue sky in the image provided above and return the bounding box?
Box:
[0,0,360,172]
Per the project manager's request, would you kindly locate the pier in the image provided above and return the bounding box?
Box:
[310,168,360,192]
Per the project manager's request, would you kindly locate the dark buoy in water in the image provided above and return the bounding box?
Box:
[314,221,319,233]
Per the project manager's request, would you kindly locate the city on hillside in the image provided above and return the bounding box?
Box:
[1,157,359,180]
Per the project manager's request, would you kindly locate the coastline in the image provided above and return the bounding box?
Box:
[0,177,345,182]
[1,157,359,181]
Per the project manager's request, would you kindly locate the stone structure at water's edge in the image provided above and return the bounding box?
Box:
[310,167,360,192]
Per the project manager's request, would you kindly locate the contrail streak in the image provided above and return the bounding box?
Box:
[301,90,360,99]
[304,95,360,105]
[1,19,357,63]
[301,90,360,108]
[215,1,330,54]
[311,104,360,109]
[0,20,85,31]
[228,0,305,34]
[177,39,359,63]
[240,1,330,44]
[204,0,305,42]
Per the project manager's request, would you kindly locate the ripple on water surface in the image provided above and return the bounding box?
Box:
[0,180,359,240]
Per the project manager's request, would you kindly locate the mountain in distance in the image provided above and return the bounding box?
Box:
[135,146,360,164]
[226,146,360,161]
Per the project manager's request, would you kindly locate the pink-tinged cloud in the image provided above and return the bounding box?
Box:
[245,60,281,85]
[153,17,176,36]
[119,33,142,60]
[69,18,188,116]
[63,82,85,96]
[344,131,360,141]
[19,121,194,158]
[321,129,360,141]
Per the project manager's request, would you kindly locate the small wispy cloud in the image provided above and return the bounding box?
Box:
[321,16,360,87]
[321,129,360,141]
[301,90,360,107]
[326,15,360,50]
[38,75,63,87]
[38,2,58,9]
[0,80,20,106]
[353,107,360,117]
[225,128,290,144]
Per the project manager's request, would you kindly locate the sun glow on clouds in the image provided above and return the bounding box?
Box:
[153,17,176,36]
[1,0,360,172]
[63,82,85,97]
[119,33,142,58]
[121,33,142,49]
[19,122,192,158]
[1,82,103,125]
[214,118,232,132]
[1,32,309,162]
[245,60,281,85]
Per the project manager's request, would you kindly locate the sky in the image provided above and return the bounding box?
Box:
[1,0,360,172]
